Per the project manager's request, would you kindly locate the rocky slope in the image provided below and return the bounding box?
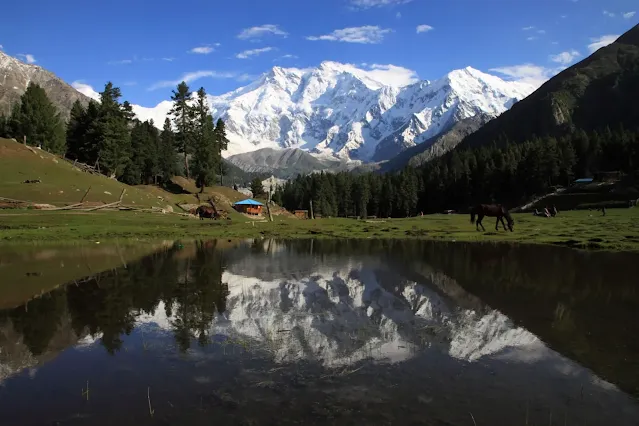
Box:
[0,51,90,119]
[460,23,639,149]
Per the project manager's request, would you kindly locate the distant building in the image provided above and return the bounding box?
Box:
[294,210,309,219]
[233,199,264,215]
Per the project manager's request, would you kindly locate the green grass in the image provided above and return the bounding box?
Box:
[1,208,638,251]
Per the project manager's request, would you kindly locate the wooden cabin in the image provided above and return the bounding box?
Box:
[294,210,309,219]
[233,199,264,215]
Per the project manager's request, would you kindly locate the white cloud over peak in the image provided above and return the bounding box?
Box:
[587,34,619,53]
[416,24,434,33]
[623,11,636,19]
[237,24,288,40]
[489,63,563,88]
[148,70,236,91]
[350,0,412,8]
[603,10,616,17]
[306,26,392,44]
[0,44,5,50]
[71,81,100,101]
[549,49,580,65]
[17,54,36,64]
[361,63,419,87]
[236,47,274,59]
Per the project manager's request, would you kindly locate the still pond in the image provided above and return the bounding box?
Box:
[0,239,638,425]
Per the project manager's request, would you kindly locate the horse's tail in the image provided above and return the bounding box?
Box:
[470,209,476,224]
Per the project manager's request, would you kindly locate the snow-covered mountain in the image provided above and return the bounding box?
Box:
[134,61,534,163]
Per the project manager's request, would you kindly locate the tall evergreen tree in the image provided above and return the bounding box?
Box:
[158,118,178,184]
[213,118,230,184]
[192,87,217,191]
[66,100,87,160]
[170,82,195,179]
[8,82,66,154]
[0,114,8,138]
[91,82,132,178]
[250,177,265,198]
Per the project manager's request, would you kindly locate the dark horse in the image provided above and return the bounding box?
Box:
[195,205,216,220]
[470,204,514,232]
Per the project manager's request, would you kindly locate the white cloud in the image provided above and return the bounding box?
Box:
[350,0,412,8]
[306,26,392,44]
[236,47,274,59]
[189,44,220,55]
[522,26,535,30]
[560,15,567,19]
[71,81,100,101]
[396,12,402,18]
[17,54,36,64]
[587,34,619,53]
[162,57,175,62]
[537,29,546,34]
[0,44,3,50]
[549,49,580,64]
[237,25,288,40]
[489,63,563,88]
[281,54,298,59]
[526,36,538,41]
[108,59,133,65]
[361,63,419,86]
[416,24,434,34]
[148,70,236,91]
[623,11,636,19]
[603,10,616,17]
[551,41,559,45]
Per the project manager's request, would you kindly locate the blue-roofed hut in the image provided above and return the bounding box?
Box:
[233,198,264,215]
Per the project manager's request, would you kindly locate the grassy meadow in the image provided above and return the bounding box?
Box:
[1,207,638,251]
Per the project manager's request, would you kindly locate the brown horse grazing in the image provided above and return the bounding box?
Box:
[470,204,514,232]
[195,205,216,220]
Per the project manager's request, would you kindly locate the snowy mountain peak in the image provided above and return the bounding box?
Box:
[133,61,536,162]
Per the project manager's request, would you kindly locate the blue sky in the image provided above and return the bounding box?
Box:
[1,0,637,107]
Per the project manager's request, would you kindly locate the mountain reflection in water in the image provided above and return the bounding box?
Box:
[0,239,638,426]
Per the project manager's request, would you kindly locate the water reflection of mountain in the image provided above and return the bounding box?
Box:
[2,239,639,400]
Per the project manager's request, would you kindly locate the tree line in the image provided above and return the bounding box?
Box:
[274,125,639,217]
[0,81,229,189]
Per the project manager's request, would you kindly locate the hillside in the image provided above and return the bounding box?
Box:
[379,113,491,173]
[461,24,639,149]
[0,52,90,119]
[0,137,251,215]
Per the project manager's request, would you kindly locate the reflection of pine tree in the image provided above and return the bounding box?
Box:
[8,289,67,356]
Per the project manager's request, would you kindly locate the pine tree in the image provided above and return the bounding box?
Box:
[170,82,195,179]
[66,100,86,160]
[8,82,66,154]
[0,114,7,138]
[191,87,217,191]
[250,177,265,198]
[213,118,230,185]
[92,82,131,178]
[158,118,178,184]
